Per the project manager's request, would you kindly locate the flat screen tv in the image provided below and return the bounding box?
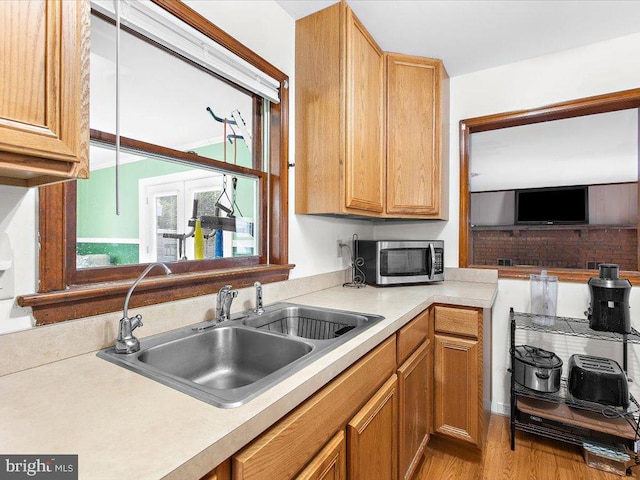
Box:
[515,186,588,224]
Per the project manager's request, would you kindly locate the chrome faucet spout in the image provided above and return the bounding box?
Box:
[123,262,172,319]
[216,285,238,323]
[116,262,171,354]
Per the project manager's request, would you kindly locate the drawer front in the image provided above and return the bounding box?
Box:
[434,306,479,338]
[396,309,429,365]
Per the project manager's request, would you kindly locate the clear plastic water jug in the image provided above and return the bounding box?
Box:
[530,270,558,323]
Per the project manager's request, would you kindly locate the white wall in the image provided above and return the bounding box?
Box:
[376,31,640,264]
[469,109,638,192]
[374,31,640,413]
[0,188,38,334]
[0,0,372,334]
[4,6,640,417]
[429,32,640,414]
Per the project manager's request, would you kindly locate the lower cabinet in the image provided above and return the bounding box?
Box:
[432,304,491,449]
[433,334,479,444]
[347,375,398,480]
[200,460,230,480]
[203,304,493,480]
[297,431,346,480]
[398,340,430,480]
[232,336,397,480]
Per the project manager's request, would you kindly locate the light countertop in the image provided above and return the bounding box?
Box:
[0,279,496,480]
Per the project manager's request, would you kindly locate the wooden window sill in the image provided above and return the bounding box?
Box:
[18,264,294,325]
[468,264,640,284]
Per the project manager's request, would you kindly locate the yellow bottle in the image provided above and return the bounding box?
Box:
[194,219,204,259]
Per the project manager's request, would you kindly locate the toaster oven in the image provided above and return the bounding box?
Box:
[568,354,629,408]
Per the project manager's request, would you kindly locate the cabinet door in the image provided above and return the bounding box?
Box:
[296,431,346,480]
[344,8,385,214]
[434,334,479,445]
[347,375,398,480]
[398,340,430,480]
[232,337,397,480]
[386,54,442,217]
[201,460,231,480]
[0,0,89,186]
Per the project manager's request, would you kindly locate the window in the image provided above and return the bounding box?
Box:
[20,0,290,325]
[459,88,640,283]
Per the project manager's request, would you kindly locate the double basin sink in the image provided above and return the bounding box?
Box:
[98,303,384,408]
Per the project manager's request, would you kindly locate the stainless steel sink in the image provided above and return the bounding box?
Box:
[241,304,374,340]
[98,303,384,408]
[138,327,312,390]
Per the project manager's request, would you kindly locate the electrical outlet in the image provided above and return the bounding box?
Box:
[337,240,343,258]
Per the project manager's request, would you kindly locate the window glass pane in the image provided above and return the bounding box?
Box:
[468,110,639,271]
[81,12,263,270]
[77,144,259,268]
[90,14,256,169]
[155,195,178,263]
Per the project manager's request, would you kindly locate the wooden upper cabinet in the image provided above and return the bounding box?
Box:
[344,9,385,213]
[0,0,89,187]
[386,53,448,218]
[295,3,448,219]
[295,1,384,216]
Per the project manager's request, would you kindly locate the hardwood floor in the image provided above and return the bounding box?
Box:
[416,415,639,479]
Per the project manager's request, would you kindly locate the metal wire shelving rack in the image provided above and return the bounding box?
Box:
[509,309,640,473]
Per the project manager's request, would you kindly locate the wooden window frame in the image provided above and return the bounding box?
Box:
[18,0,292,325]
[459,88,640,283]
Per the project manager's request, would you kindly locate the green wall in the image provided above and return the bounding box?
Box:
[77,141,256,264]
[77,159,192,239]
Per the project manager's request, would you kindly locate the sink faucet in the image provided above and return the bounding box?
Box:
[215,285,238,323]
[254,281,265,315]
[115,262,171,354]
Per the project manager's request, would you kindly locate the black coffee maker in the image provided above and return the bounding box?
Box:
[587,264,632,334]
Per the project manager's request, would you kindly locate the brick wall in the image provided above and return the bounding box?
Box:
[472,227,637,271]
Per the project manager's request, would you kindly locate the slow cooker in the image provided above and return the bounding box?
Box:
[514,345,563,393]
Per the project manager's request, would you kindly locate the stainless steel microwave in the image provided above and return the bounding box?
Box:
[356,240,444,286]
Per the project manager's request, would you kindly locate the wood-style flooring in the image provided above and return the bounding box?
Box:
[416,415,640,479]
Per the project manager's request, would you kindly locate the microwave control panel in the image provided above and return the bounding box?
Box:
[434,247,444,274]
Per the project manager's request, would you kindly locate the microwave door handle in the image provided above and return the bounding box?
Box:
[428,244,435,280]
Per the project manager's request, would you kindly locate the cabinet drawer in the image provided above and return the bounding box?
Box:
[396,309,429,365]
[434,306,479,338]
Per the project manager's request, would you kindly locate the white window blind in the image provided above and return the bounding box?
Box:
[91,0,281,103]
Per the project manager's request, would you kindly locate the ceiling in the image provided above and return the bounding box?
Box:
[275,0,640,76]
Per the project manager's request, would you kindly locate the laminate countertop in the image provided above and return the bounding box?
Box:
[0,279,497,480]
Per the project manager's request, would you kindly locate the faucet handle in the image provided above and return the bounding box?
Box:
[254,282,265,315]
[131,314,143,331]
[216,285,237,323]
